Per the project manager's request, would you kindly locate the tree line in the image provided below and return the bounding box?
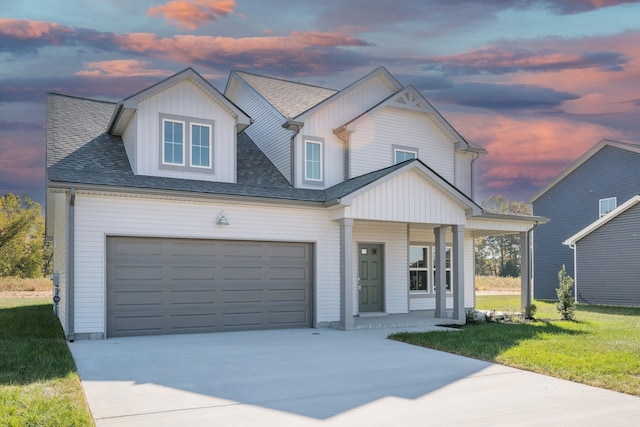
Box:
[0,193,49,278]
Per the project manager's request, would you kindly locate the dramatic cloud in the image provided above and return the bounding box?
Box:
[542,0,640,14]
[148,0,236,30]
[0,132,45,204]
[75,60,173,78]
[0,121,45,131]
[448,113,629,201]
[420,46,628,75]
[0,19,371,76]
[428,82,579,110]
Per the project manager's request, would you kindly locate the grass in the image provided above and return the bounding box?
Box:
[0,297,94,427]
[0,277,52,292]
[475,275,519,291]
[391,295,640,397]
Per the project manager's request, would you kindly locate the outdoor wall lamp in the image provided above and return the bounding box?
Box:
[216,210,230,225]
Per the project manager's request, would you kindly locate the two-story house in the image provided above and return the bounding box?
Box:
[530,139,640,305]
[46,67,543,340]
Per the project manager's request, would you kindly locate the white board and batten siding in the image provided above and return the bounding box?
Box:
[72,194,341,335]
[133,79,238,183]
[350,108,456,181]
[52,192,69,334]
[353,221,408,315]
[229,79,293,181]
[338,170,468,224]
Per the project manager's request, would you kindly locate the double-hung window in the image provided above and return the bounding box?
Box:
[305,139,323,182]
[599,197,616,217]
[408,245,453,294]
[160,114,214,172]
[163,119,185,165]
[191,123,211,168]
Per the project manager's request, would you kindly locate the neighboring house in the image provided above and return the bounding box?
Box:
[530,139,640,301]
[46,67,542,340]
[563,196,640,307]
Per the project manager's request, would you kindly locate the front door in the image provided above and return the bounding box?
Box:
[358,244,384,312]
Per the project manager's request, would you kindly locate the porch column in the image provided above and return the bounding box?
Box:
[340,218,355,330]
[520,231,531,310]
[434,226,447,318]
[452,225,465,321]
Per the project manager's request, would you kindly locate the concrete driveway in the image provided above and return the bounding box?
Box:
[69,327,640,426]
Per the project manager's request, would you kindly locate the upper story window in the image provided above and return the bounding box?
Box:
[599,197,617,217]
[191,124,211,168]
[160,114,214,173]
[163,120,185,165]
[393,145,418,164]
[303,137,324,184]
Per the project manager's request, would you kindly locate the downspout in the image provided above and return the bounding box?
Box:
[282,120,304,185]
[569,243,577,303]
[527,221,540,307]
[67,188,76,342]
[470,151,480,200]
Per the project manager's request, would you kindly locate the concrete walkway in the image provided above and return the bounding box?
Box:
[69,327,640,426]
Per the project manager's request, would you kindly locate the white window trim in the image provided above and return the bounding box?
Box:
[189,122,213,169]
[393,144,418,165]
[408,244,453,296]
[158,113,215,174]
[162,118,186,167]
[599,197,617,218]
[304,138,323,183]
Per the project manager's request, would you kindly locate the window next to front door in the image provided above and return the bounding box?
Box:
[409,244,452,294]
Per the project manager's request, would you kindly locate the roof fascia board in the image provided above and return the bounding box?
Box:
[110,68,250,132]
[529,139,640,203]
[470,212,549,224]
[563,195,640,245]
[335,85,473,149]
[337,160,482,215]
[46,181,326,208]
[294,66,403,121]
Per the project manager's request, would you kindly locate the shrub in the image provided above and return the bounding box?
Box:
[556,265,576,321]
[523,303,537,320]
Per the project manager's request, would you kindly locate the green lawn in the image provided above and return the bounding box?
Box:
[0,298,94,427]
[391,295,640,396]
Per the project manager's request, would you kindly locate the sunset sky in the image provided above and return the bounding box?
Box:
[2,0,640,207]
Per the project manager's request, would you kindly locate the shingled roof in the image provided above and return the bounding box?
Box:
[46,93,432,204]
[233,71,337,118]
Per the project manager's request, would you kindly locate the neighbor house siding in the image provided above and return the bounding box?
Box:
[52,192,68,335]
[342,170,467,224]
[350,108,456,182]
[134,79,237,183]
[574,203,640,306]
[122,114,137,174]
[229,79,292,182]
[353,221,408,314]
[533,145,640,299]
[72,194,340,335]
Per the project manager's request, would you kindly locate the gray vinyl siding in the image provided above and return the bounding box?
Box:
[533,145,640,299]
[574,203,640,306]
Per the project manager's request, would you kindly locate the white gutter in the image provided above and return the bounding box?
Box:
[569,243,578,303]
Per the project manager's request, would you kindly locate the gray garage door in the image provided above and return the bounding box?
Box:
[106,237,313,337]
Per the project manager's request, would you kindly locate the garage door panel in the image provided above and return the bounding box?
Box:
[220,266,263,280]
[107,237,312,337]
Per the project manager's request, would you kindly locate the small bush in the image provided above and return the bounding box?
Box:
[556,265,576,321]
[523,303,537,320]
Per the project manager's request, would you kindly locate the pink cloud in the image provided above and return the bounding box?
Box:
[147,0,236,30]
[75,60,173,78]
[0,18,72,39]
[450,112,629,197]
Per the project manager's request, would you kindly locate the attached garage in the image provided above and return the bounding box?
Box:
[106,237,313,337]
